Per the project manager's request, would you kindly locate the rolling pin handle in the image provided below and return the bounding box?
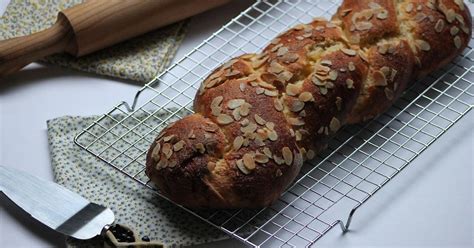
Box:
[0,14,76,77]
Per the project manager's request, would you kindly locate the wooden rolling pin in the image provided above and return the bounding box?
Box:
[0,0,230,77]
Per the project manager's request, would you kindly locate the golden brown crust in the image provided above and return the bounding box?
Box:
[146,0,472,208]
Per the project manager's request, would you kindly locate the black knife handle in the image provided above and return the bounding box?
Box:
[104,224,165,248]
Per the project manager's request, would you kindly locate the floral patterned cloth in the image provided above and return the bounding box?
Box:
[47,115,226,247]
[0,0,188,83]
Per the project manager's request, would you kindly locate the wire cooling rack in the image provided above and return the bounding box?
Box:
[75,0,474,247]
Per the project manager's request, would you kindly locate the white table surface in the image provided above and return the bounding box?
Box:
[0,1,473,247]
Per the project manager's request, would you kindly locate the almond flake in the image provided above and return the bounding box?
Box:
[217,114,233,125]
[188,130,196,139]
[289,128,295,137]
[236,159,251,174]
[240,83,246,92]
[368,2,381,9]
[232,108,242,121]
[162,143,173,159]
[384,87,394,100]
[263,147,272,158]
[435,19,444,33]
[258,81,276,90]
[390,68,398,82]
[228,99,245,109]
[294,24,305,30]
[346,79,355,89]
[454,36,462,49]
[151,143,161,160]
[348,62,356,71]
[299,92,314,102]
[373,70,387,86]
[155,158,166,169]
[264,89,279,97]
[233,136,244,150]
[450,26,459,36]
[416,39,431,51]
[359,51,369,63]
[376,10,388,19]
[350,34,361,44]
[329,117,341,132]
[294,151,304,167]
[414,12,427,22]
[355,21,372,31]
[341,8,352,17]
[276,46,289,57]
[315,64,331,74]
[273,155,285,165]
[268,130,278,141]
[341,48,357,56]
[274,98,284,111]
[205,78,220,88]
[311,75,323,86]
[307,149,315,160]
[454,0,465,10]
[320,60,332,66]
[251,55,269,69]
[291,100,305,112]
[318,86,328,95]
[282,147,293,166]
[270,43,283,52]
[256,87,265,95]
[254,114,266,125]
[329,70,338,81]
[211,96,223,107]
[243,153,256,170]
[317,126,324,134]
[456,13,465,24]
[446,9,455,23]
[240,103,251,116]
[255,153,269,163]
[163,135,176,142]
[277,71,294,82]
[378,44,388,54]
[380,66,391,77]
[173,140,186,151]
[288,117,305,126]
[265,122,275,130]
[204,125,218,133]
[295,130,302,141]
[282,53,299,63]
[405,3,413,12]
[286,84,299,96]
[211,106,222,117]
[241,122,257,134]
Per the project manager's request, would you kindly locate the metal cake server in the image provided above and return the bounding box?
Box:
[0,165,165,247]
[0,165,114,240]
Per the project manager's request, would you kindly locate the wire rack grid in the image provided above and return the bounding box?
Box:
[75,0,474,247]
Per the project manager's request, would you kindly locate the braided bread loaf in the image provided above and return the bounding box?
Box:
[146,0,471,208]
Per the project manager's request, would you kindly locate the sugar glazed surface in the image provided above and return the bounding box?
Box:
[146,0,472,208]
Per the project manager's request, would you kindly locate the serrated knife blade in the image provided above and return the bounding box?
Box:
[0,165,114,240]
